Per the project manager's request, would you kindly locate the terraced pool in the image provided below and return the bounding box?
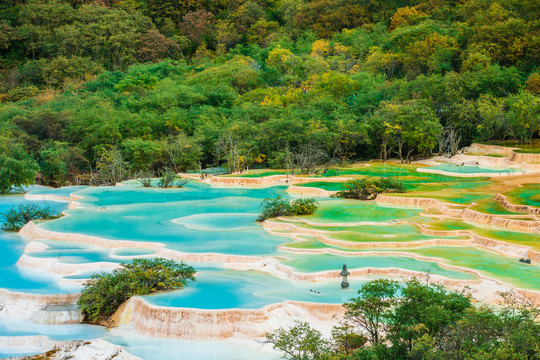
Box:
[1,160,539,360]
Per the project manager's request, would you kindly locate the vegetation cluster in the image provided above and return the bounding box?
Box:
[257,196,318,221]
[136,168,188,188]
[77,258,196,324]
[1,202,60,231]
[333,177,405,200]
[0,0,539,190]
[266,279,540,360]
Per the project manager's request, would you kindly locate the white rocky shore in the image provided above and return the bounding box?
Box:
[1,337,140,360]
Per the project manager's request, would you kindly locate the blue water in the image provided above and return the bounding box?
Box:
[0,193,74,294]
[145,268,361,309]
[105,328,281,360]
[0,192,67,215]
[41,185,288,256]
[28,239,133,265]
[0,350,43,358]
[0,317,108,340]
[73,182,286,207]
[26,185,89,198]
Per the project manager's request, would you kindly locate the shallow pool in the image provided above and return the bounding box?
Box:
[145,268,361,309]
[0,193,73,294]
[427,164,521,174]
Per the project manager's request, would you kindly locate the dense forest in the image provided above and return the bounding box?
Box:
[0,0,539,189]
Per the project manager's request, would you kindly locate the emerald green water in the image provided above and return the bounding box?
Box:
[278,220,463,243]
[474,228,540,251]
[226,170,287,177]
[506,184,540,207]
[420,218,540,251]
[282,253,476,280]
[482,140,540,154]
[297,182,346,191]
[426,164,521,174]
[404,247,540,291]
[300,199,424,223]
[288,162,493,205]
[469,200,521,215]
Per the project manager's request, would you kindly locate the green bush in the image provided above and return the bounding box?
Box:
[266,279,540,360]
[291,198,318,216]
[78,258,196,324]
[333,177,405,200]
[158,168,188,188]
[1,203,60,231]
[257,196,318,221]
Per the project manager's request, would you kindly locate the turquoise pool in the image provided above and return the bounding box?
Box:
[145,267,362,309]
[426,164,521,174]
[0,193,74,294]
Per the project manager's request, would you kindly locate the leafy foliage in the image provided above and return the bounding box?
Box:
[158,168,187,188]
[77,258,196,324]
[266,279,540,360]
[334,177,405,200]
[0,0,538,184]
[1,202,60,231]
[257,196,318,222]
[0,135,39,193]
[265,321,331,360]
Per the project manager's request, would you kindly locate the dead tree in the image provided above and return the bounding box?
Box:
[439,126,462,157]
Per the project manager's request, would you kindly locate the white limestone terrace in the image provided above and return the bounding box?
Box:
[2,151,540,358]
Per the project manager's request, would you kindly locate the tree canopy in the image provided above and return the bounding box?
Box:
[0,0,538,186]
[266,278,540,360]
[78,257,196,324]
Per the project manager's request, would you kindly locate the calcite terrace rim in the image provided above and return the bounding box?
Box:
[16,219,540,308]
[12,174,540,328]
[264,215,540,262]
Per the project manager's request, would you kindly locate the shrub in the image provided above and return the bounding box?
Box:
[265,321,331,360]
[1,203,60,231]
[257,196,318,221]
[159,168,177,187]
[78,258,196,324]
[333,177,405,200]
[136,170,154,187]
[291,198,318,216]
[158,168,188,188]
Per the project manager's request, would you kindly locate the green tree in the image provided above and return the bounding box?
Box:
[334,177,405,200]
[78,258,196,324]
[343,279,400,345]
[265,321,331,360]
[389,279,472,354]
[373,100,442,163]
[122,138,162,172]
[507,91,540,144]
[257,196,318,221]
[1,203,60,231]
[161,133,202,172]
[0,135,39,194]
[39,141,69,187]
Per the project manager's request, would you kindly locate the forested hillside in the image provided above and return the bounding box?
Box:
[0,0,539,188]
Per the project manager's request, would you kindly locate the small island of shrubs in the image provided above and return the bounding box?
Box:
[334,177,406,200]
[1,203,60,231]
[257,196,318,221]
[78,258,196,324]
